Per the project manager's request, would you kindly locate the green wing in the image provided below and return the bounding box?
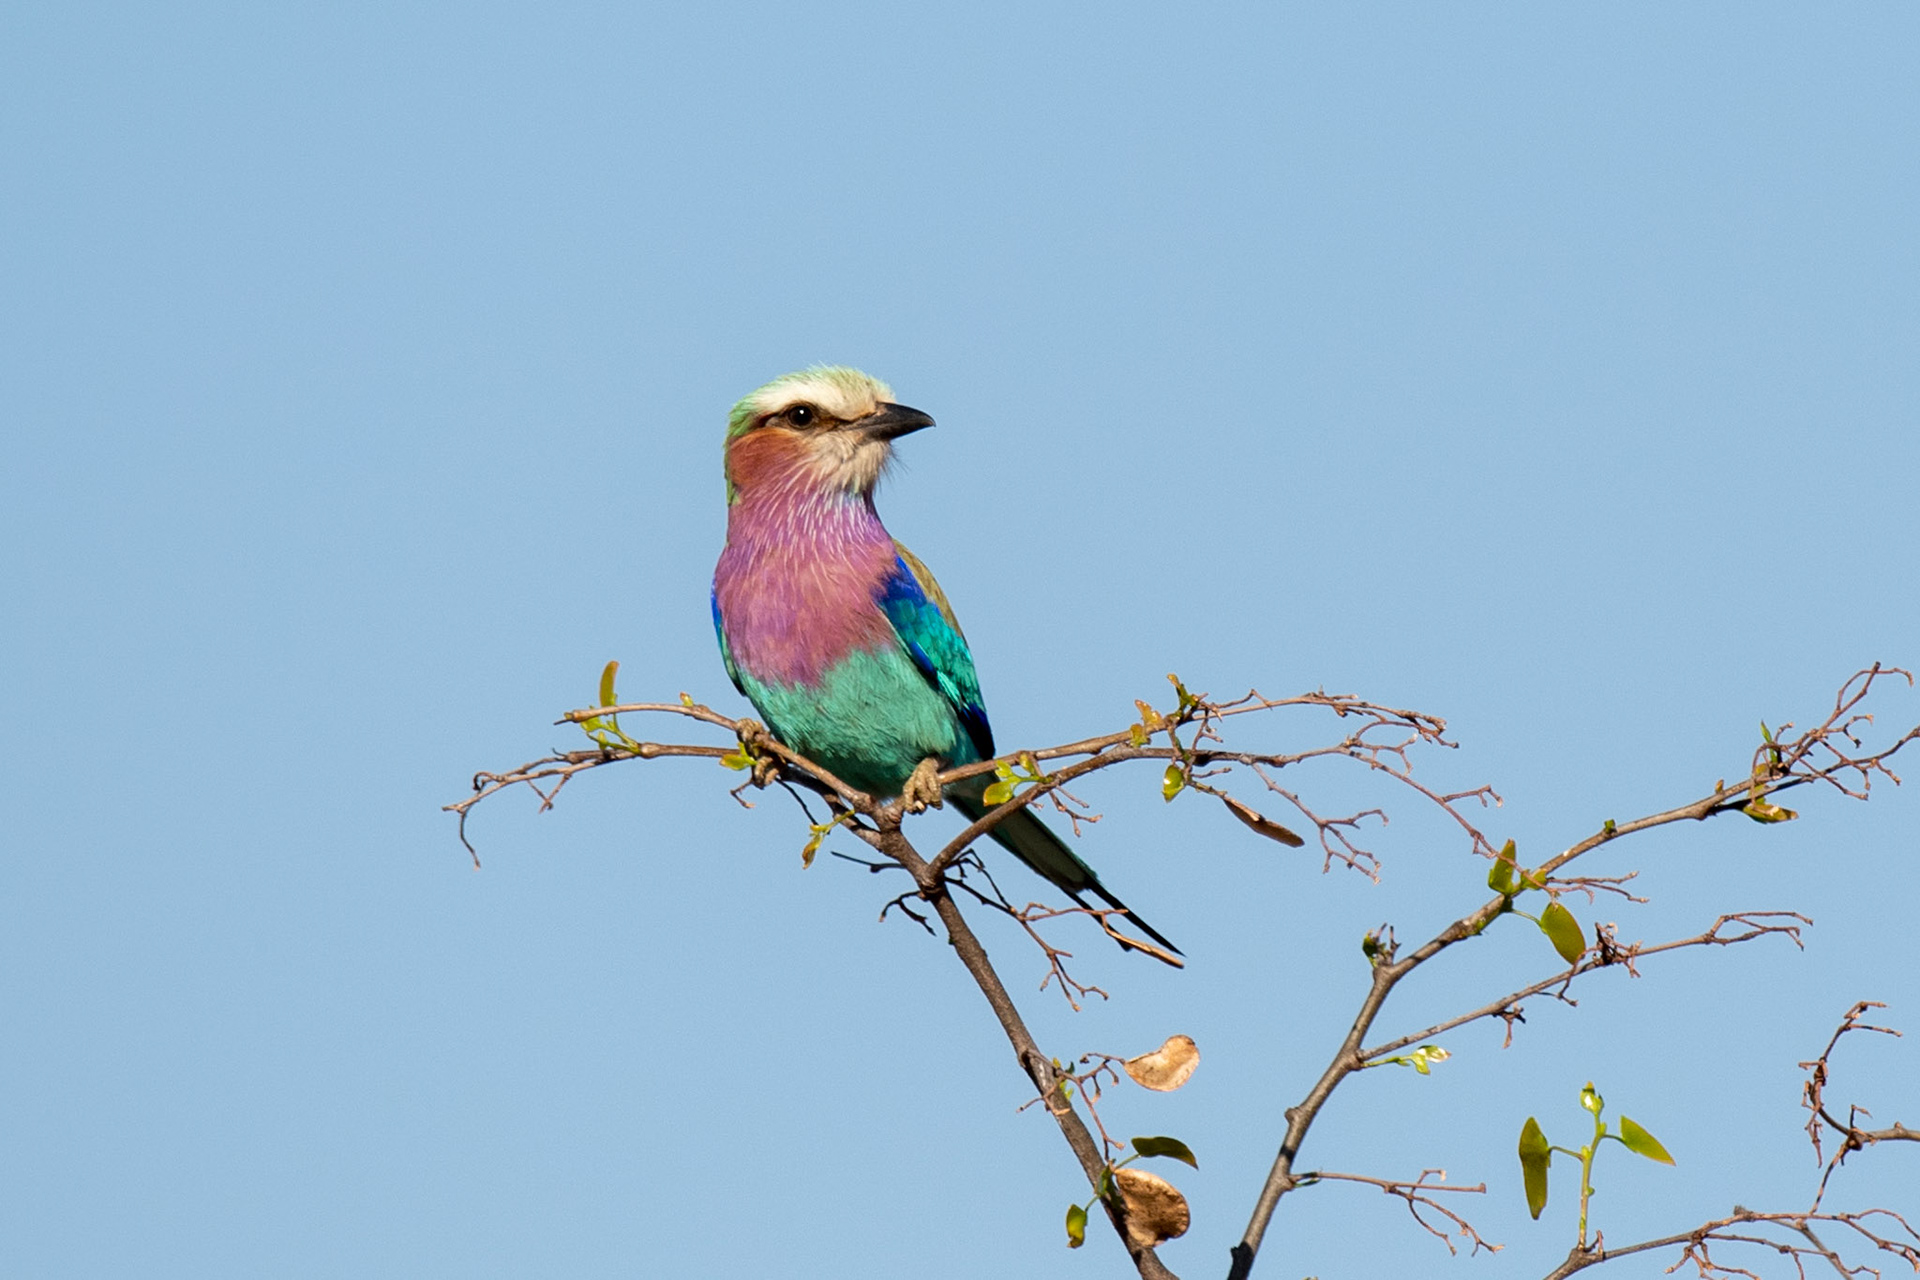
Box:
[877,540,994,761]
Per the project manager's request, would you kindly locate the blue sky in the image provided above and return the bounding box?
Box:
[3,3,1916,1276]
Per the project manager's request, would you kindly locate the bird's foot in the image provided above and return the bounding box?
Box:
[901,758,945,814]
[731,719,782,787]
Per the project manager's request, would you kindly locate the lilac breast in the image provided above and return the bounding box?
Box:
[714,489,901,689]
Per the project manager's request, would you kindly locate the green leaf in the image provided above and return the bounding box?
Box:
[1518,1117,1551,1219]
[598,660,619,710]
[1376,1043,1451,1074]
[1488,839,1520,895]
[1539,899,1586,965]
[720,747,753,771]
[1618,1115,1675,1165]
[1580,1081,1604,1117]
[1161,764,1185,802]
[1130,1136,1199,1169]
[1167,673,1197,713]
[1743,798,1799,823]
[982,778,1016,806]
[1065,1202,1087,1249]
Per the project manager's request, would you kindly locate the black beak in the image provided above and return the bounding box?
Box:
[858,402,935,440]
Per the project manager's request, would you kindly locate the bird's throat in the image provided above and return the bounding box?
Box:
[724,477,888,560]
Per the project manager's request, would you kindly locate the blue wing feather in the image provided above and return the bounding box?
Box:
[711,589,746,696]
[878,545,1184,961]
[876,544,994,762]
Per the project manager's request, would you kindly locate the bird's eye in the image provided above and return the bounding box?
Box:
[787,404,815,427]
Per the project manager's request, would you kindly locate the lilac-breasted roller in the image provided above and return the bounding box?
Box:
[710,366,1181,963]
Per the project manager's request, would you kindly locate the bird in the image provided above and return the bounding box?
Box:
[710,365,1182,964]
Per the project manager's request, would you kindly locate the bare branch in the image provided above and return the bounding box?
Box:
[1528,666,1919,890]
[859,826,1181,1279]
[1361,913,1810,1063]
[1536,1206,1920,1279]
[1296,1169,1499,1257]
[1228,667,1918,1279]
[446,667,1918,1280]
[946,855,1114,1010]
[1800,1002,1919,1210]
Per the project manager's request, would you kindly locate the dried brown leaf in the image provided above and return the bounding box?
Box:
[1222,796,1306,847]
[1113,1166,1190,1248]
[1124,1035,1201,1092]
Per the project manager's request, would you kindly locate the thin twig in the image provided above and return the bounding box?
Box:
[1536,1206,1920,1279]
[1361,913,1809,1063]
[1800,1002,1919,1210]
[1296,1169,1498,1256]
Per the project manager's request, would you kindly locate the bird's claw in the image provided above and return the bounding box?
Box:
[730,719,782,787]
[902,758,945,814]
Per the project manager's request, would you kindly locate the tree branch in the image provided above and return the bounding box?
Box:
[1225,667,1917,1279]
[446,665,1919,1279]
[865,826,1180,1280]
[1295,1169,1497,1257]
[1360,912,1810,1063]
[1799,1001,1920,1211]
[1536,1206,1920,1279]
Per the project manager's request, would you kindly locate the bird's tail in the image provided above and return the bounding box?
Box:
[948,777,1183,967]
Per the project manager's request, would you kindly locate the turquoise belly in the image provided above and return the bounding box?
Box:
[741,646,972,796]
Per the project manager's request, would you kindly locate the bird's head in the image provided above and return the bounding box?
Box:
[723,366,934,503]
